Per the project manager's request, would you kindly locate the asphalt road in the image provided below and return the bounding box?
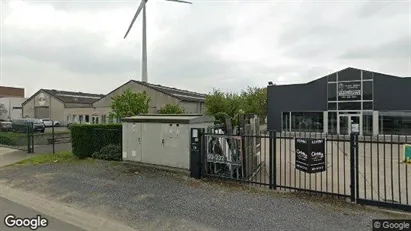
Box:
[0,196,84,231]
[0,161,408,231]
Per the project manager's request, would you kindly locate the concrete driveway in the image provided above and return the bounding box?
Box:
[1,160,410,231]
[0,143,72,167]
[0,147,34,167]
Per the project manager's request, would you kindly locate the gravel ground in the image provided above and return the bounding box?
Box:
[0,161,409,231]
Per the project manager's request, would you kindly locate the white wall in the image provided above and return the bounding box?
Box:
[0,97,26,120]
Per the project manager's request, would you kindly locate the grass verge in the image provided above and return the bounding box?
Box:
[13,151,90,166]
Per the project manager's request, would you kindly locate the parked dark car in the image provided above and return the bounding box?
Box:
[12,118,45,133]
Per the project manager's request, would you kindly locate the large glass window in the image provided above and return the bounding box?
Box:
[379,115,411,135]
[363,113,373,136]
[338,82,361,101]
[338,102,361,110]
[327,74,336,82]
[291,112,323,132]
[282,112,289,131]
[363,102,373,110]
[338,68,361,81]
[363,81,373,100]
[363,71,373,80]
[328,112,337,134]
[328,83,337,101]
[328,103,337,110]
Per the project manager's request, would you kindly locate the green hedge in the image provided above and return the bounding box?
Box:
[71,124,122,159]
[0,134,17,146]
[92,144,122,161]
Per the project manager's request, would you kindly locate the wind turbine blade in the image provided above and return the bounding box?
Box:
[124,0,147,39]
[165,0,192,4]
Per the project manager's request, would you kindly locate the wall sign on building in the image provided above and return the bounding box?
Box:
[338,82,361,101]
[295,138,326,173]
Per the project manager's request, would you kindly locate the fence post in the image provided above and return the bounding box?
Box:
[269,130,276,189]
[350,132,359,203]
[52,120,55,154]
[190,128,204,179]
[26,123,30,153]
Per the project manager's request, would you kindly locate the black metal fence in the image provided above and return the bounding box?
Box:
[197,130,411,212]
[0,123,35,152]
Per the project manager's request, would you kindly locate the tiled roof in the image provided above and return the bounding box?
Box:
[43,89,104,104]
[135,81,207,102]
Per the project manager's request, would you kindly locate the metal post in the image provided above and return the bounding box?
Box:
[190,128,204,179]
[52,120,55,154]
[27,123,30,153]
[269,130,277,189]
[350,132,358,202]
[141,4,148,83]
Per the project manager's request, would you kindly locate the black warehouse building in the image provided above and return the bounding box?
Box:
[267,67,411,136]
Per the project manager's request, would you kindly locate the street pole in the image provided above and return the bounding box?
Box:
[141,4,148,83]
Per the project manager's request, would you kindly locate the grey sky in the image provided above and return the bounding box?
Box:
[1,0,410,97]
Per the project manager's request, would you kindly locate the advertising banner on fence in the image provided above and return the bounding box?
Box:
[295,138,326,173]
[404,144,411,163]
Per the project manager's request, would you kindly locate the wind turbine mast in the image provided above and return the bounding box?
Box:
[123,0,193,83]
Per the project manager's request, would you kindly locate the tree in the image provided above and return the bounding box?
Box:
[205,86,267,119]
[158,104,185,114]
[240,86,267,116]
[109,89,150,120]
[205,89,228,116]
[0,103,8,120]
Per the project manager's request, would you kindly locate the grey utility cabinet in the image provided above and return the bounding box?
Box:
[122,114,214,170]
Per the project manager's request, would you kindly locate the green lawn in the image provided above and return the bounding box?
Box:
[13,151,92,166]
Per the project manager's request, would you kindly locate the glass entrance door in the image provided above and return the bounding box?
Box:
[338,114,361,135]
[339,116,349,135]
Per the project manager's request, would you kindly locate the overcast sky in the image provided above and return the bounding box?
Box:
[1,0,410,97]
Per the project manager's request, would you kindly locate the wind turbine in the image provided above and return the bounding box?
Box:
[124,0,193,83]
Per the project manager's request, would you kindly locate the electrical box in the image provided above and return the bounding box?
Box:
[122,114,214,170]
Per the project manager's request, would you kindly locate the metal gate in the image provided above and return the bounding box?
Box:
[193,129,411,212]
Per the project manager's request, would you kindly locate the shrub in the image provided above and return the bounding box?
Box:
[71,124,122,159]
[92,144,122,161]
[0,134,17,146]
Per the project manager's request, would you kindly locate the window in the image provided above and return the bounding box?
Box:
[338,82,361,101]
[328,103,337,110]
[66,115,70,122]
[363,71,373,80]
[379,115,411,135]
[91,116,99,124]
[363,102,373,110]
[327,74,336,82]
[363,81,373,100]
[79,115,83,123]
[338,102,361,110]
[291,112,323,132]
[363,113,373,136]
[282,112,289,131]
[72,115,77,122]
[338,68,361,81]
[328,83,337,101]
[85,115,90,123]
[328,112,337,134]
[101,115,107,124]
